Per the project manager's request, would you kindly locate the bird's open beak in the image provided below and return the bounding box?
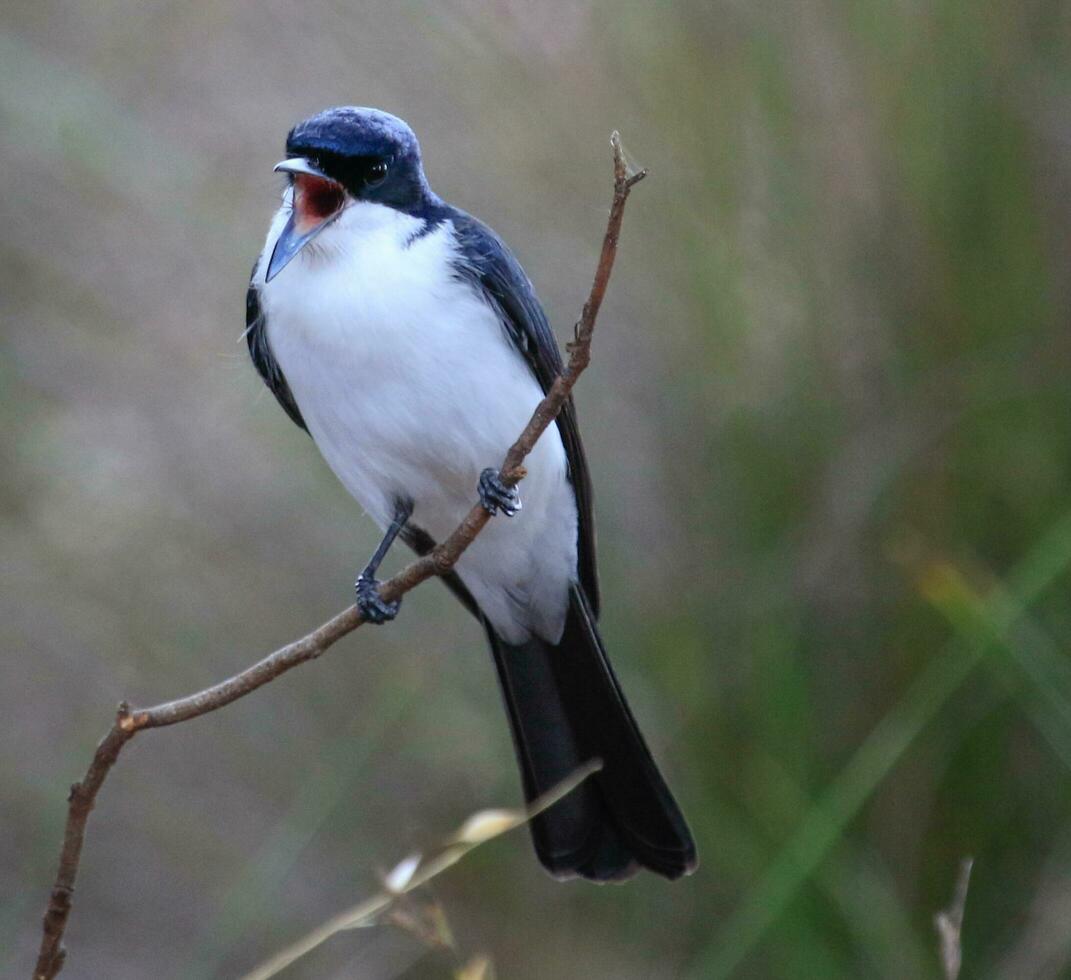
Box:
[266,158,346,282]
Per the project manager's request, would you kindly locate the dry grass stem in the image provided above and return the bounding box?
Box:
[935,857,974,980]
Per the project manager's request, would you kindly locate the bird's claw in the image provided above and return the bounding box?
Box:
[355,574,400,624]
[479,468,521,517]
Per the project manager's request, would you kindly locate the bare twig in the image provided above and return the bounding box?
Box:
[935,857,974,980]
[32,134,646,980]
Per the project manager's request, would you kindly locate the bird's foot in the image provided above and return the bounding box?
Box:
[355,573,400,624]
[478,468,521,516]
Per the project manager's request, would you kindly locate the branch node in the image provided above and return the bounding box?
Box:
[610,130,645,189]
[117,711,146,733]
[116,702,133,728]
[430,549,455,577]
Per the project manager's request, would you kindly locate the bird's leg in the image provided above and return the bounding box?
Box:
[478,468,522,517]
[355,500,413,624]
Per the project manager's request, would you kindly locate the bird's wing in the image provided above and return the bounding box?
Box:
[246,261,307,432]
[447,209,600,617]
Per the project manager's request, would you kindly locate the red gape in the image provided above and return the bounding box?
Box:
[295,172,344,230]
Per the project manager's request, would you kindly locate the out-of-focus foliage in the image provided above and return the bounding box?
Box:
[2,1,1069,977]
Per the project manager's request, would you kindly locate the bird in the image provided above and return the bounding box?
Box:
[246,106,697,881]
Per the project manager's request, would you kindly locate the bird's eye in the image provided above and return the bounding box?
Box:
[365,160,389,187]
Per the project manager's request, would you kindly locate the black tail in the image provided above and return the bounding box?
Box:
[485,585,698,882]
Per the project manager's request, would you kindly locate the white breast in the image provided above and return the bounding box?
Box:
[255,196,578,644]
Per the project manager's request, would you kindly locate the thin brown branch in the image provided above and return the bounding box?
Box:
[32,133,646,980]
[935,857,974,980]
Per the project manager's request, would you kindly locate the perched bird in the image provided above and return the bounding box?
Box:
[247,106,697,881]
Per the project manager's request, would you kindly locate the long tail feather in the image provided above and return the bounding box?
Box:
[485,586,697,881]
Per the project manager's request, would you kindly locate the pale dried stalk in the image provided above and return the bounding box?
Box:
[240,762,600,980]
[935,857,974,980]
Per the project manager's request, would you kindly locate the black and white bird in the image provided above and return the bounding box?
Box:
[247,106,697,881]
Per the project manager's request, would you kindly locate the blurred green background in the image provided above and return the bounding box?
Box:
[3,1,1070,977]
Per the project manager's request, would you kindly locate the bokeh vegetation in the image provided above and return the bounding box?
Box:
[3,1,1070,977]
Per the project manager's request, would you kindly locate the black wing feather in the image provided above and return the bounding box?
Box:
[446,209,600,618]
[246,261,307,432]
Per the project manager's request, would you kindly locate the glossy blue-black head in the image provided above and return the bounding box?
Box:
[284,107,430,208]
[267,107,433,281]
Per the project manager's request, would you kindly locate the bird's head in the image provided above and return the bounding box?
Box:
[266,106,431,281]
